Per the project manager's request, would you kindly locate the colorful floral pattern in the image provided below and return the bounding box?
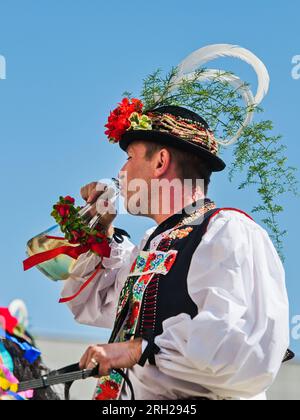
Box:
[95,371,124,401]
[94,252,178,400]
[130,250,178,277]
[94,202,216,400]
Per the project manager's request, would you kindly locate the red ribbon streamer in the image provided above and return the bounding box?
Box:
[23,235,111,303]
[44,235,67,240]
[23,244,90,272]
[23,234,111,272]
[59,264,103,304]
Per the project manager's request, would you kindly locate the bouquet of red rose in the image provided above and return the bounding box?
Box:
[23,195,112,303]
[51,196,111,255]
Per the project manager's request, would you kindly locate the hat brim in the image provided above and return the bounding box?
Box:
[119,130,226,172]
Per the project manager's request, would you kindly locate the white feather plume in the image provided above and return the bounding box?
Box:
[157,44,271,146]
[165,68,255,146]
[173,44,270,105]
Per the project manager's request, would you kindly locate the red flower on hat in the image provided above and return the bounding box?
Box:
[105,98,144,143]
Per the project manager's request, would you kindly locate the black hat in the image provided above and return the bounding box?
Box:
[119,105,226,172]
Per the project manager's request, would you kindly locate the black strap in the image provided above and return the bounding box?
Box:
[138,335,161,367]
[113,227,131,244]
[17,363,98,393]
[17,363,135,400]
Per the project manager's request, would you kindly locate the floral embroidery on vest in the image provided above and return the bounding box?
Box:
[169,226,194,240]
[94,200,217,400]
[94,253,178,401]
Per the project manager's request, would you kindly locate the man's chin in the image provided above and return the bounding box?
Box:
[124,207,146,217]
[123,200,148,217]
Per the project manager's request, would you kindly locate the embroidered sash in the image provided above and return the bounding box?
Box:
[94,202,219,400]
[93,250,178,400]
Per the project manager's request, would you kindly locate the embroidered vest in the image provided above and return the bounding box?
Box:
[94,206,254,400]
[136,209,219,341]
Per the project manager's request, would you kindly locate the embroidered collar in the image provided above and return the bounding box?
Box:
[145,198,216,247]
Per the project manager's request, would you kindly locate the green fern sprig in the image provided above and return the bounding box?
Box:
[139,68,299,259]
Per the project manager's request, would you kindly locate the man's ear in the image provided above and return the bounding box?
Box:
[153,148,171,176]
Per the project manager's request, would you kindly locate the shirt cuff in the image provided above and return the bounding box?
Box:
[102,234,133,270]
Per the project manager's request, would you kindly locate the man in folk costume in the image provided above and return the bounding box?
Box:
[61,45,290,400]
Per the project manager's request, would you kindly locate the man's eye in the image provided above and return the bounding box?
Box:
[127,156,132,161]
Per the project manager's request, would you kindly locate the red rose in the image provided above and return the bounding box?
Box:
[55,204,71,218]
[64,196,75,205]
[70,230,83,243]
[89,239,111,258]
[105,98,144,142]
[95,232,107,240]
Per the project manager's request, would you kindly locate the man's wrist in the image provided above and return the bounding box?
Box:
[130,338,143,364]
[99,224,115,238]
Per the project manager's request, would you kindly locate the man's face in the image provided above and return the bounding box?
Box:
[118,141,154,215]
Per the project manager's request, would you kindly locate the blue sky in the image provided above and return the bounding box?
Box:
[0,1,299,357]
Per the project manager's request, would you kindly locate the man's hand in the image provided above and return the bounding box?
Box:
[81,181,106,204]
[80,181,117,236]
[79,339,143,377]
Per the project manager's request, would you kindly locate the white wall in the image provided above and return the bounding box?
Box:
[36,337,300,401]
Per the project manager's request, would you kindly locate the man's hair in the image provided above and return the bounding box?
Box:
[143,142,212,196]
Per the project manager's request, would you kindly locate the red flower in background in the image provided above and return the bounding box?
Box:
[105,98,144,142]
[0,308,18,335]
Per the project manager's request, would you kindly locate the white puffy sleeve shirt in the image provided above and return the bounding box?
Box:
[61,210,290,400]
